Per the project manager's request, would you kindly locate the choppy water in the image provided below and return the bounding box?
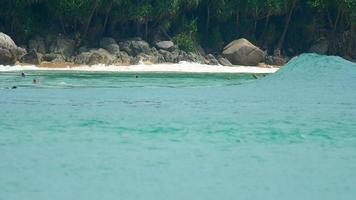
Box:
[0,54,356,200]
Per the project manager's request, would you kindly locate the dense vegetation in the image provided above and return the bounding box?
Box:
[0,0,355,57]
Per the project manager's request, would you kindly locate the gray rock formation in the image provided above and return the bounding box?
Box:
[0,48,15,65]
[222,38,265,66]
[265,56,289,66]
[217,56,233,66]
[206,54,219,65]
[48,35,75,58]
[29,36,47,54]
[43,53,66,63]
[119,38,151,56]
[155,41,175,51]
[20,49,42,65]
[74,48,116,65]
[0,32,27,65]
[100,37,120,55]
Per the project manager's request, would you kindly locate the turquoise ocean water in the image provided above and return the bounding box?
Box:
[0,54,356,200]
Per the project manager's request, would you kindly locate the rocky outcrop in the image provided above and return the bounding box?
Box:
[29,36,47,54]
[222,38,265,66]
[74,48,116,65]
[0,32,26,65]
[100,37,120,56]
[119,38,151,56]
[20,49,42,65]
[0,48,15,65]
[265,56,289,66]
[217,56,233,66]
[48,35,75,59]
[206,54,219,65]
[116,51,133,65]
[1,32,256,66]
[43,53,66,63]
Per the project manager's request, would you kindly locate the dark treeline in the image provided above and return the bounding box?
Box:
[0,0,355,57]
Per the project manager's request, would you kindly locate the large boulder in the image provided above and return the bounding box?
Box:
[0,48,15,65]
[0,32,27,65]
[222,38,265,66]
[119,38,151,56]
[74,48,116,65]
[20,49,42,65]
[155,41,176,52]
[48,35,75,58]
[100,37,120,55]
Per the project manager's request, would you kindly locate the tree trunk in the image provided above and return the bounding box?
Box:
[276,0,297,52]
[59,15,67,35]
[236,9,240,36]
[260,12,270,46]
[206,3,210,36]
[145,20,148,41]
[82,0,100,41]
[333,6,342,33]
[101,2,113,37]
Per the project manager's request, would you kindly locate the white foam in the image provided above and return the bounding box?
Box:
[0,62,279,74]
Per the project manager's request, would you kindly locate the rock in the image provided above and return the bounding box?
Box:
[265,56,289,66]
[309,38,329,54]
[43,53,66,63]
[206,54,219,65]
[78,46,89,54]
[196,45,206,56]
[20,49,42,65]
[116,51,133,65]
[119,38,151,56]
[176,51,206,64]
[159,49,179,63]
[74,48,116,65]
[222,38,265,66]
[0,32,27,65]
[217,56,233,66]
[0,48,15,65]
[133,53,160,65]
[150,48,165,63]
[29,36,47,54]
[155,41,175,51]
[0,32,17,50]
[100,37,120,55]
[49,35,75,58]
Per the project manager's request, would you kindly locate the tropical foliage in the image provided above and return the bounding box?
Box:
[0,0,355,54]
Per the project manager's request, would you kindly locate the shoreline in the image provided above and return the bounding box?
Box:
[0,62,279,74]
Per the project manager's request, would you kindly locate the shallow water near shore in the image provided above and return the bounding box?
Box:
[0,54,356,200]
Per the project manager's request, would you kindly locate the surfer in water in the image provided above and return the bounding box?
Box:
[21,72,26,77]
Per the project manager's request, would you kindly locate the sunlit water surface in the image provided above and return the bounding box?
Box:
[0,54,356,200]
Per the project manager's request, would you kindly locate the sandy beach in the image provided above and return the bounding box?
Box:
[0,62,279,74]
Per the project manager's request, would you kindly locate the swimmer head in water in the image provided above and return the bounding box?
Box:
[33,79,40,84]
